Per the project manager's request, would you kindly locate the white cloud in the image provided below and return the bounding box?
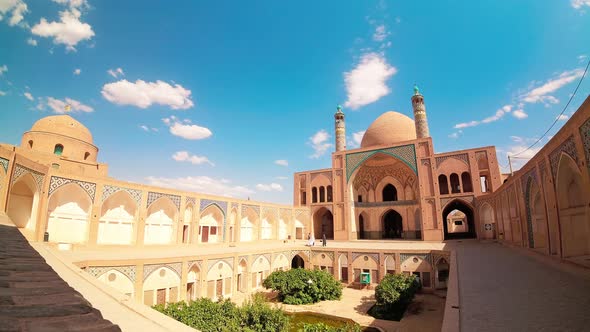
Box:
[556,114,569,121]
[343,52,397,109]
[578,54,588,63]
[140,125,158,132]
[102,79,194,110]
[172,151,214,166]
[31,9,94,51]
[348,130,365,148]
[44,96,93,113]
[571,0,590,9]
[520,69,584,105]
[504,140,543,171]
[275,176,288,180]
[448,130,462,139]
[256,183,283,192]
[454,120,479,129]
[146,175,254,198]
[274,159,288,167]
[372,24,388,42]
[512,109,528,119]
[0,90,6,96]
[107,67,124,78]
[0,64,7,75]
[23,91,33,101]
[162,116,212,140]
[0,0,28,26]
[26,37,37,46]
[73,68,81,75]
[308,129,333,159]
[52,0,87,8]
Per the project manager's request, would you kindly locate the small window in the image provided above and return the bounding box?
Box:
[454,220,463,225]
[319,186,325,202]
[301,191,307,205]
[84,152,90,160]
[357,195,363,203]
[327,185,333,202]
[210,226,217,235]
[28,140,33,148]
[54,144,64,156]
[312,187,318,203]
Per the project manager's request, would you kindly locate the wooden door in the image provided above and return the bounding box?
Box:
[156,288,166,305]
[216,279,223,299]
[201,226,209,243]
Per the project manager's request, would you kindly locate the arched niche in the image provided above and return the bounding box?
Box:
[313,207,333,239]
[206,261,232,301]
[237,258,248,293]
[338,254,349,282]
[7,173,40,231]
[435,258,449,289]
[98,269,134,297]
[382,209,403,239]
[384,255,395,274]
[240,207,258,242]
[278,217,288,240]
[229,208,238,242]
[199,204,223,243]
[47,183,92,244]
[143,267,181,305]
[375,176,404,201]
[144,197,177,245]
[479,202,496,240]
[261,211,275,240]
[273,254,289,271]
[186,263,201,301]
[556,154,590,257]
[182,204,193,244]
[294,215,305,240]
[98,191,136,245]
[527,179,547,249]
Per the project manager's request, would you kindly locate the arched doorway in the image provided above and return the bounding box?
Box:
[382,210,403,239]
[435,258,449,289]
[47,183,92,244]
[7,174,39,231]
[442,200,476,240]
[291,255,305,269]
[98,190,136,245]
[313,208,334,239]
[358,214,365,239]
[382,184,398,201]
[556,154,590,257]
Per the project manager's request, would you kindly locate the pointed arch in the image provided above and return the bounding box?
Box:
[186,263,201,301]
[144,197,177,245]
[273,254,289,271]
[479,202,496,240]
[47,182,92,244]
[98,190,137,245]
[313,207,333,239]
[229,208,238,242]
[98,270,134,297]
[442,199,476,240]
[143,267,181,305]
[338,254,349,282]
[237,258,248,293]
[240,207,259,242]
[556,153,590,257]
[384,255,396,275]
[206,261,233,300]
[261,210,276,240]
[7,173,40,231]
[199,204,224,243]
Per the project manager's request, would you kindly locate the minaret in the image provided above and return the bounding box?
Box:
[411,84,430,138]
[334,105,346,152]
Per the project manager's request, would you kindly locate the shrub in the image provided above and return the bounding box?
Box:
[263,268,343,305]
[369,273,420,321]
[153,295,289,332]
[301,322,362,332]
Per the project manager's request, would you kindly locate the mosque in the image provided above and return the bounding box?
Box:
[1,86,589,309]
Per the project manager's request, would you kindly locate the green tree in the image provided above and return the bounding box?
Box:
[369,273,420,321]
[263,268,343,305]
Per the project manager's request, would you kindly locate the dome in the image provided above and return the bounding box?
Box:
[30,115,93,144]
[360,111,416,148]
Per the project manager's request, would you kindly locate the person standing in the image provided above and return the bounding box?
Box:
[322,233,327,247]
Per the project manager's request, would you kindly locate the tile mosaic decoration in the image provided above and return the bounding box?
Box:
[147,191,181,210]
[400,253,432,266]
[549,135,579,181]
[12,164,45,190]
[241,204,260,216]
[86,265,136,282]
[187,260,202,272]
[143,263,182,281]
[185,197,197,207]
[351,252,379,264]
[345,144,417,181]
[0,157,9,174]
[312,250,334,261]
[48,176,96,200]
[435,153,469,168]
[102,185,142,204]
[200,199,228,215]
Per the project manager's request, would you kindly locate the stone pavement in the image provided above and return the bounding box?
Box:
[454,241,590,332]
[0,222,120,332]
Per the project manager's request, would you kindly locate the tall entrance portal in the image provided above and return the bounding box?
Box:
[382,210,403,239]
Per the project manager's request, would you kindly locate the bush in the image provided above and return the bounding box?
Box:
[263,268,343,305]
[369,273,420,321]
[153,295,289,332]
[301,322,362,332]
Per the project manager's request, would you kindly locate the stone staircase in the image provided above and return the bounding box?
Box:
[0,219,121,332]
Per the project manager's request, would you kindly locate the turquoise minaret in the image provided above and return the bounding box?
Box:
[334,105,346,152]
[411,85,430,138]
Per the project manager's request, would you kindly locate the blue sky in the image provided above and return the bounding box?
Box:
[1,0,589,204]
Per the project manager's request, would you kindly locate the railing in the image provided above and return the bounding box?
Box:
[354,200,417,208]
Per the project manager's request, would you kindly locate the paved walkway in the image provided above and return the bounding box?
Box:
[454,241,590,332]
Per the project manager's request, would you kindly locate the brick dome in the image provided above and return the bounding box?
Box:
[360,111,416,148]
[30,115,93,144]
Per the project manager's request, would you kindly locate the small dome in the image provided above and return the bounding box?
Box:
[360,111,416,148]
[30,115,93,144]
